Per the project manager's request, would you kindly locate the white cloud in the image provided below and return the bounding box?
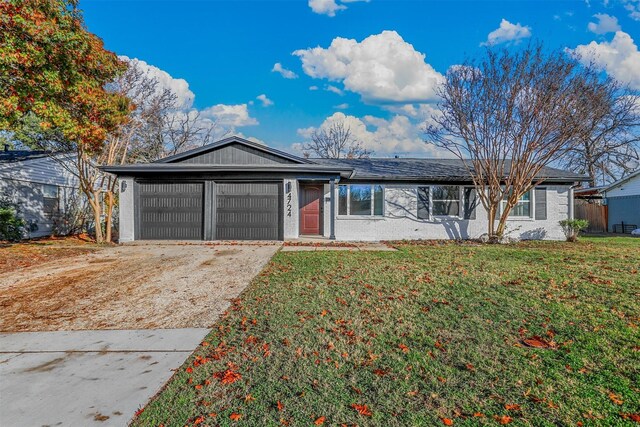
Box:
[119,56,194,109]
[309,85,319,91]
[587,13,621,34]
[480,19,532,46]
[623,0,640,20]
[333,103,349,109]
[293,31,444,103]
[325,85,344,95]
[256,94,274,107]
[272,62,298,79]
[201,104,259,127]
[308,0,346,16]
[295,111,449,157]
[571,31,640,89]
[308,0,368,16]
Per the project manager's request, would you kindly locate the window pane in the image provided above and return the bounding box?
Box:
[349,185,371,215]
[373,185,383,216]
[432,185,459,201]
[503,189,530,201]
[338,185,348,215]
[42,184,58,199]
[433,201,460,216]
[510,201,530,217]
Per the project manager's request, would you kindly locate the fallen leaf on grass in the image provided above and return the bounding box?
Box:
[609,392,623,405]
[522,336,555,349]
[215,369,242,384]
[314,416,326,425]
[398,343,409,353]
[351,403,372,416]
[494,415,513,424]
[277,401,284,411]
[620,413,640,422]
[441,417,454,425]
[505,404,521,411]
[230,412,242,421]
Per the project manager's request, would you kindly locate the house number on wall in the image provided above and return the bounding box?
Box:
[286,191,292,217]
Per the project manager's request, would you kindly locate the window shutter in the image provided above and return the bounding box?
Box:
[417,187,430,219]
[535,187,547,220]
[463,187,477,220]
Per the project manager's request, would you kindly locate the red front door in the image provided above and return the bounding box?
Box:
[300,185,322,235]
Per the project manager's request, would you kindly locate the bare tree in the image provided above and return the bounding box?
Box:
[558,82,640,186]
[162,110,224,157]
[426,44,599,241]
[303,121,371,159]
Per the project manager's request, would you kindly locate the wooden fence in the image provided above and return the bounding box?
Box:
[574,201,608,233]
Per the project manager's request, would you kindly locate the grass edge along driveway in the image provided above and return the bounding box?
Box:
[133,237,640,426]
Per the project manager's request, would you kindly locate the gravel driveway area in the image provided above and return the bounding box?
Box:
[0,243,280,332]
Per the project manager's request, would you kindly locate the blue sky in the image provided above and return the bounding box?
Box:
[81,0,640,156]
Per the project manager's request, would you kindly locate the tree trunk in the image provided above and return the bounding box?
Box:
[487,205,497,242]
[88,191,103,243]
[104,190,114,243]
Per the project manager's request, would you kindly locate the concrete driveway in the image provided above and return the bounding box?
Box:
[0,328,209,426]
[0,242,280,426]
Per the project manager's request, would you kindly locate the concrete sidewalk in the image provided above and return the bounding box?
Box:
[0,328,209,426]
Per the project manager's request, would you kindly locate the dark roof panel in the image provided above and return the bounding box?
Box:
[0,150,52,164]
[311,158,588,181]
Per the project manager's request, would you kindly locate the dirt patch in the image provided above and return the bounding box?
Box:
[0,243,280,332]
[0,236,101,274]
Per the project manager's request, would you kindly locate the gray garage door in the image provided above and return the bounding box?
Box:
[138,182,204,240]
[216,182,282,240]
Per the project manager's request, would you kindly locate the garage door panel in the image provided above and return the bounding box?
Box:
[138,182,204,240]
[216,182,281,240]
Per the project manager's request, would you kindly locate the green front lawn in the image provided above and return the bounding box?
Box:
[134,237,639,426]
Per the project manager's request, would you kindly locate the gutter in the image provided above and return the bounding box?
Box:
[100,164,355,178]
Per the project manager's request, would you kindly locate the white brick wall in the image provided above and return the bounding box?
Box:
[326,184,570,241]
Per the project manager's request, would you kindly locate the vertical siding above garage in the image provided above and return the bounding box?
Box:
[179,143,294,165]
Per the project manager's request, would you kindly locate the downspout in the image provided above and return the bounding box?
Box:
[569,183,580,220]
[329,177,336,240]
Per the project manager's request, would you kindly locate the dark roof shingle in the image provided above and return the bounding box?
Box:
[0,150,52,164]
[311,158,587,181]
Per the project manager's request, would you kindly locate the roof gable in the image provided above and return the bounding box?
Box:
[604,169,640,192]
[156,136,310,165]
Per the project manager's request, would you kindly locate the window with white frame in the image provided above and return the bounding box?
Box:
[432,185,460,216]
[338,184,384,216]
[417,185,478,220]
[42,184,59,218]
[501,190,531,217]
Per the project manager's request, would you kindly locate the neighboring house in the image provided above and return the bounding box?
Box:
[103,136,586,242]
[602,169,640,233]
[0,148,79,238]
